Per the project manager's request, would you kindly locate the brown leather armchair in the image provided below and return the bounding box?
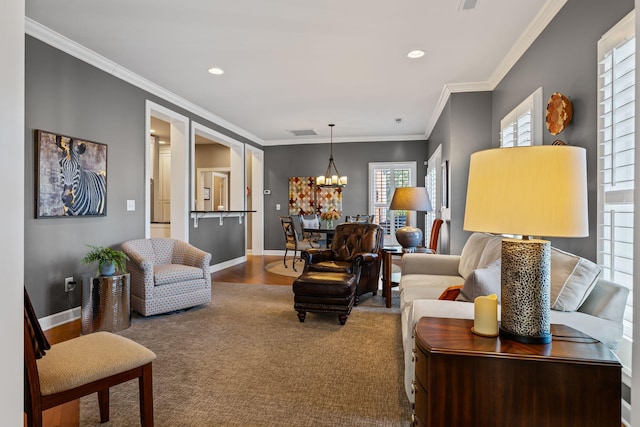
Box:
[301,222,383,304]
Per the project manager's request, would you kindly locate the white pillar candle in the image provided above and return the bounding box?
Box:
[472,294,499,337]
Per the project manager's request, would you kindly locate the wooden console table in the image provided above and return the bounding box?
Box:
[413,317,621,427]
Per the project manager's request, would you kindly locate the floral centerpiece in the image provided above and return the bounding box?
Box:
[320,209,341,228]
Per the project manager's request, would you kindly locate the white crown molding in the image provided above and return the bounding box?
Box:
[425,81,492,139]
[488,0,568,88]
[263,134,427,146]
[25,17,265,147]
[424,0,567,139]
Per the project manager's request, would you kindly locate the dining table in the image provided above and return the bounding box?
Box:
[304,227,335,248]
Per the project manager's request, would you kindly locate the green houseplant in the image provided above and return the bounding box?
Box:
[81,244,129,276]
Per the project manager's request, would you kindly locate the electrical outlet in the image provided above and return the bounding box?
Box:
[64,277,75,293]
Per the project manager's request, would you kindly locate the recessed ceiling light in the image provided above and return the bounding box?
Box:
[407,50,425,59]
[149,129,155,134]
[159,140,167,144]
[208,67,224,75]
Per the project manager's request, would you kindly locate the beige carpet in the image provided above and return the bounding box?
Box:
[80,282,410,426]
[265,259,302,277]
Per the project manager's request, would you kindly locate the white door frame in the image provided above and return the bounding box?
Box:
[191,121,245,211]
[145,100,190,240]
[245,144,264,255]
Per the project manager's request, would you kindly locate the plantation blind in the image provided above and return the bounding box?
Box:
[597,14,635,363]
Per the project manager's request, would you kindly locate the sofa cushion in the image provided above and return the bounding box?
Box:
[456,259,501,302]
[477,236,503,269]
[550,247,601,311]
[154,264,204,286]
[399,274,463,312]
[458,233,502,279]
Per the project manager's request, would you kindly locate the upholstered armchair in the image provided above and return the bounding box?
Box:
[121,238,212,316]
[301,223,383,303]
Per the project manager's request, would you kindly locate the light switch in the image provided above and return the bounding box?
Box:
[276,203,281,211]
[127,200,135,211]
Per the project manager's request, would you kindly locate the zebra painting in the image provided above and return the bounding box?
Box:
[55,136,106,216]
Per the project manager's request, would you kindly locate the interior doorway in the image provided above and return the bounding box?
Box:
[145,100,189,241]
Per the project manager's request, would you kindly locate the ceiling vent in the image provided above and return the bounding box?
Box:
[459,0,478,11]
[288,129,318,137]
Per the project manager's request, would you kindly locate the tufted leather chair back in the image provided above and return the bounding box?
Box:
[330,223,383,261]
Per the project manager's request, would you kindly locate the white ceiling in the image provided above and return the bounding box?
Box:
[25,0,565,146]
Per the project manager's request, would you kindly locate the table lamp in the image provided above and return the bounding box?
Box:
[464,146,588,344]
[389,187,432,252]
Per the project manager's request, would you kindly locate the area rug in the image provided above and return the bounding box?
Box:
[265,259,401,279]
[265,259,302,277]
[80,282,409,426]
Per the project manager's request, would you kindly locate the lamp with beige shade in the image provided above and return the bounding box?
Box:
[464,145,588,344]
[389,187,433,253]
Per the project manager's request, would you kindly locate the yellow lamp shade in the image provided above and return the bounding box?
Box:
[464,146,588,238]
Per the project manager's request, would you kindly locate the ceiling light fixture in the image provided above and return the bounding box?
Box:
[316,124,347,188]
[149,129,155,134]
[407,50,425,59]
[208,67,224,75]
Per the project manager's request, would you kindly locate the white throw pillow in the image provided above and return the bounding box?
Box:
[550,247,601,311]
[459,233,498,279]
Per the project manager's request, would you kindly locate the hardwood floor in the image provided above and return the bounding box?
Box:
[34,255,289,427]
[211,255,295,286]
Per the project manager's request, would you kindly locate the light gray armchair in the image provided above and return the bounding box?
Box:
[121,238,212,316]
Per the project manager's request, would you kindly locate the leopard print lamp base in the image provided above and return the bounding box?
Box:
[500,238,552,344]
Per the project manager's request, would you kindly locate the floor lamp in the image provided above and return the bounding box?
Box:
[464,146,588,344]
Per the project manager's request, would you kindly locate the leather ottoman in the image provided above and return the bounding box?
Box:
[293,271,357,325]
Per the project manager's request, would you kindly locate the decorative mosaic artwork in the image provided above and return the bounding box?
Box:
[288,176,342,215]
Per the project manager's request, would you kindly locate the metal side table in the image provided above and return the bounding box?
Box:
[81,272,131,334]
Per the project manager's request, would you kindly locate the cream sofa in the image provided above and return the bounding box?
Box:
[400,232,629,403]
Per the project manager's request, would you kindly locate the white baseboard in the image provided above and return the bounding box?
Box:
[40,256,247,329]
[209,255,247,273]
[39,306,81,331]
[263,250,286,256]
[622,399,631,426]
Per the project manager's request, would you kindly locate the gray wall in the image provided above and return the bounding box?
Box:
[427,92,493,254]
[490,0,633,259]
[263,140,428,250]
[25,36,253,316]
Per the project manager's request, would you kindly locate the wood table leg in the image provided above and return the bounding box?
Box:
[383,250,392,308]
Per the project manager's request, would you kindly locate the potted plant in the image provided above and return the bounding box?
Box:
[81,244,129,276]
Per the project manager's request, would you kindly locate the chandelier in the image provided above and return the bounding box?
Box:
[316,124,347,188]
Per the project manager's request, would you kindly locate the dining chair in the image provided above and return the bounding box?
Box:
[24,287,156,427]
[280,216,314,271]
[346,214,373,224]
[426,218,444,253]
[300,213,326,247]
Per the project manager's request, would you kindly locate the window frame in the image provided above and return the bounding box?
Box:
[500,87,543,147]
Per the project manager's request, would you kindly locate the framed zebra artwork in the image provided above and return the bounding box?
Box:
[35,130,107,218]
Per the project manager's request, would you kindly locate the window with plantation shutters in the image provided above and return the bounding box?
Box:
[500,87,543,147]
[368,162,417,246]
[597,12,634,378]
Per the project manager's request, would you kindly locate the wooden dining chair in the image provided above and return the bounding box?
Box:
[426,218,444,253]
[24,287,156,427]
